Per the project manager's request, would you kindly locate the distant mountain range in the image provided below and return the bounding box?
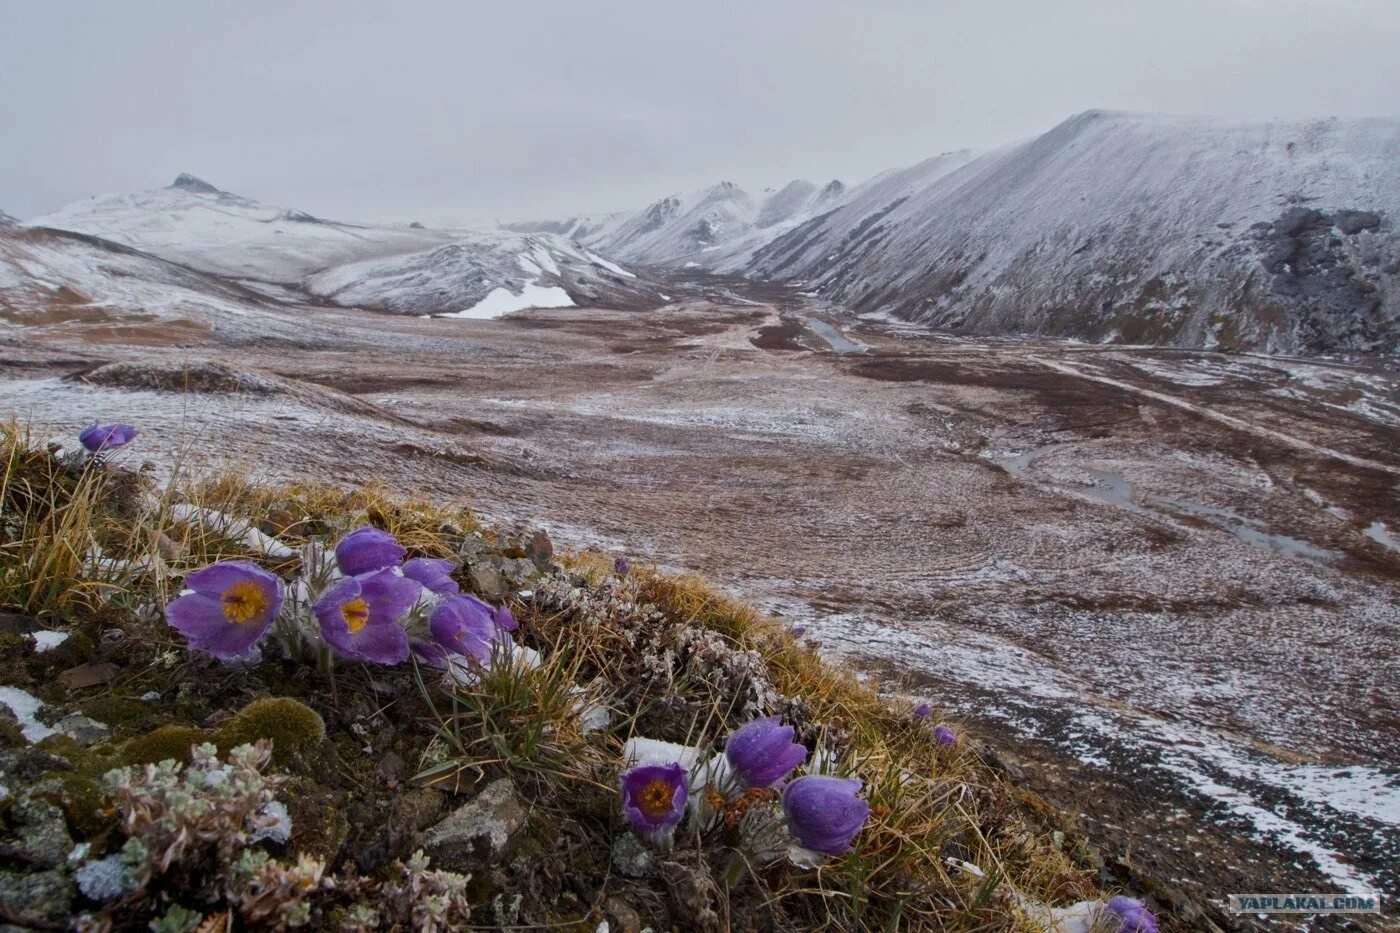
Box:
[524,111,1400,355]
[14,174,666,323]
[7,111,1399,355]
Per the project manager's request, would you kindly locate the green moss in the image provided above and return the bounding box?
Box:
[216,697,326,768]
[0,714,24,748]
[31,771,111,837]
[281,778,350,861]
[120,725,210,766]
[78,695,150,735]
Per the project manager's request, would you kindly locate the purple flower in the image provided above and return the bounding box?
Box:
[933,725,957,747]
[79,421,139,453]
[620,762,687,840]
[913,702,932,719]
[429,595,506,665]
[791,625,807,638]
[725,716,808,789]
[165,561,282,660]
[334,526,406,576]
[402,557,459,596]
[782,775,869,856]
[614,554,630,575]
[313,569,420,664]
[1104,897,1159,933]
[492,603,518,633]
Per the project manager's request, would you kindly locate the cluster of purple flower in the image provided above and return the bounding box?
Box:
[619,716,870,858]
[165,524,515,671]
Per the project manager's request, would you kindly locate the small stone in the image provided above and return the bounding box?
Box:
[56,714,110,747]
[373,750,407,784]
[604,896,643,933]
[610,833,653,878]
[0,868,74,923]
[59,662,119,690]
[422,778,526,869]
[468,563,507,602]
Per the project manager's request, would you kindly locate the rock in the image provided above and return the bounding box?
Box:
[527,528,555,571]
[55,714,110,747]
[500,557,539,587]
[373,750,407,784]
[0,868,73,924]
[59,662,119,690]
[0,613,39,635]
[0,746,74,782]
[11,797,74,867]
[468,563,507,602]
[422,778,526,870]
[610,833,653,878]
[604,896,643,933]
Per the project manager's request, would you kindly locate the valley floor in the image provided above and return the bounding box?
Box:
[2,276,1398,926]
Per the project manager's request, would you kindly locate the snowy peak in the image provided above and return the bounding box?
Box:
[169,173,223,194]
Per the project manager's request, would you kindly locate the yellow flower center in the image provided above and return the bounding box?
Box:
[638,779,675,819]
[341,597,370,634]
[222,580,269,626]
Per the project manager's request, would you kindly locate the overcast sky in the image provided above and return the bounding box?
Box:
[3,0,1398,224]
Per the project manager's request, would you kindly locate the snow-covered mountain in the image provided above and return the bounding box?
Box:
[511,177,850,271]
[29,175,665,318]
[746,111,1400,354]
[1,213,280,338]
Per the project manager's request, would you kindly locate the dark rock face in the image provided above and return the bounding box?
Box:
[1253,206,1392,353]
[169,173,222,194]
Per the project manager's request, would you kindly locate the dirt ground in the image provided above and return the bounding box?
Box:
[2,274,1397,926]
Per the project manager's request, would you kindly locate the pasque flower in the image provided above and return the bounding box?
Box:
[620,762,688,841]
[165,561,282,660]
[725,717,808,789]
[402,557,459,596]
[334,526,406,576]
[782,775,869,855]
[913,702,932,719]
[614,554,630,575]
[313,569,420,664]
[492,602,518,633]
[1104,897,1159,933]
[79,421,139,453]
[429,595,508,665]
[933,725,957,747]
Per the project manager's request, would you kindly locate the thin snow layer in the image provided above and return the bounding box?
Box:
[441,283,575,320]
[746,110,1400,354]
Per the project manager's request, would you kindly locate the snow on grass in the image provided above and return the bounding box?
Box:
[440,282,575,320]
[585,250,636,278]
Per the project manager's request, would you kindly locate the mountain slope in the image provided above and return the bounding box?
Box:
[31,176,665,317]
[1,215,281,339]
[746,111,1400,354]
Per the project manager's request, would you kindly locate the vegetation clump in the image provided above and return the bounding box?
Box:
[217,698,326,768]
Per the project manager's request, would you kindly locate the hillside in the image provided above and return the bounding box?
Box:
[0,423,1135,931]
[744,111,1400,355]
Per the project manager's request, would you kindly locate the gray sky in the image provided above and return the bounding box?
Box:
[4,0,1399,224]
